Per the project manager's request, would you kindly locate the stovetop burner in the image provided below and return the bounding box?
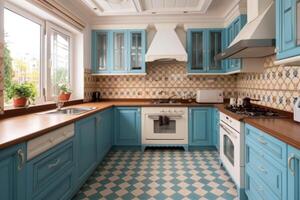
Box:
[225,105,282,117]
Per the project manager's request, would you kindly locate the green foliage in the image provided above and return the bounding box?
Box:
[58,83,71,93]
[4,45,13,102]
[7,82,37,103]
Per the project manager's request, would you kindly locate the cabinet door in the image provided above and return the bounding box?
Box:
[129,30,146,73]
[281,0,296,51]
[113,31,127,72]
[208,30,223,72]
[188,108,212,146]
[213,109,220,150]
[114,107,141,146]
[188,30,206,72]
[288,145,300,200]
[75,115,98,185]
[97,109,113,162]
[0,144,26,200]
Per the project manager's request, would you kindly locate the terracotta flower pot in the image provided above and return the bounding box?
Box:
[58,92,71,101]
[13,97,28,107]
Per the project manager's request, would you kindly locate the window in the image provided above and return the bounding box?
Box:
[47,23,71,100]
[4,8,42,105]
[3,5,74,106]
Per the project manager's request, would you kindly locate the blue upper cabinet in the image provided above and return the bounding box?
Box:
[276,0,300,60]
[128,30,146,73]
[0,143,26,200]
[225,15,247,73]
[92,29,146,74]
[287,145,300,200]
[114,107,141,146]
[187,29,224,73]
[188,107,212,146]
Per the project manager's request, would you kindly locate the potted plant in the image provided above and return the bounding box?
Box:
[7,82,37,107]
[58,83,72,101]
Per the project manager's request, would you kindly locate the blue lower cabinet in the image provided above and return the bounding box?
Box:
[245,124,287,200]
[75,114,98,186]
[188,107,212,146]
[26,138,75,200]
[97,108,113,162]
[287,145,300,200]
[0,143,26,200]
[212,108,220,150]
[114,107,141,146]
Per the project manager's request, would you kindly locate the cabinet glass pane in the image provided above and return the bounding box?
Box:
[130,33,142,70]
[191,32,204,70]
[97,33,107,70]
[209,31,222,69]
[113,32,125,71]
[297,0,300,45]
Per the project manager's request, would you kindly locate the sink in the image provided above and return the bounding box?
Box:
[39,107,97,115]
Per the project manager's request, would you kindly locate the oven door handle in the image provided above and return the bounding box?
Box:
[220,123,237,139]
[147,114,184,120]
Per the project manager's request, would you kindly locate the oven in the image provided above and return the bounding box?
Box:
[219,112,245,188]
[141,107,188,145]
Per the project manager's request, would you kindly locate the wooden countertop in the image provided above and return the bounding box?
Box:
[0,100,216,149]
[0,100,299,150]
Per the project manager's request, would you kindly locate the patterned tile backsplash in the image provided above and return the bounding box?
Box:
[236,56,300,112]
[84,61,237,101]
[85,56,300,112]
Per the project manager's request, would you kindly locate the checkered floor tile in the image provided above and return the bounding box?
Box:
[73,148,238,200]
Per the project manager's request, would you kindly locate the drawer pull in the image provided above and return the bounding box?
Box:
[257,137,267,145]
[48,158,61,169]
[288,154,295,176]
[258,165,267,174]
[17,149,25,170]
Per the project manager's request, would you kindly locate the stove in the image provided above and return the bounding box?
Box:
[225,105,281,117]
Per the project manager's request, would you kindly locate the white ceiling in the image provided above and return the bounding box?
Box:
[81,0,215,16]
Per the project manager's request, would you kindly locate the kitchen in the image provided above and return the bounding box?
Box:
[0,0,300,200]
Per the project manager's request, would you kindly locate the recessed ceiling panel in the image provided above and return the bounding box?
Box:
[80,0,214,15]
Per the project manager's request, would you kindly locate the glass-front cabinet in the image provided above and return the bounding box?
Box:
[92,29,146,74]
[129,31,146,72]
[208,30,222,71]
[276,0,300,60]
[187,29,224,73]
[113,31,126,72]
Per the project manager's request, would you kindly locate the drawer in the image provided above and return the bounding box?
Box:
[245,139,286,199]
[28,124,74,160]
[34,169,74,200]
[245,167,280,200]
[245,124,287,166]
[27,139,75,197]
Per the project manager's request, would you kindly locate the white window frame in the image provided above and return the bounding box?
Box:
[45,21,73,101]
[4,3,45,104]
[4,2,76,106]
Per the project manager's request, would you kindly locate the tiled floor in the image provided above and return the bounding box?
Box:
[73,148,238,200]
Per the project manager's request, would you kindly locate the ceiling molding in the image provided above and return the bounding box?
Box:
[197,0,213,13]
[132,0,143,12]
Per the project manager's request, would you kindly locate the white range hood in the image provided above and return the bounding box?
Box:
[216,0,276,60]
[145,24,187,62]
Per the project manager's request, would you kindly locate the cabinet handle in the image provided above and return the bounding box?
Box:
[288,154,295,176]
[257,137,267,145]
[48,158,61,169]
[17,149,25,170]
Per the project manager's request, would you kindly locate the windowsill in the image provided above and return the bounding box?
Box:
[1,99,84,119]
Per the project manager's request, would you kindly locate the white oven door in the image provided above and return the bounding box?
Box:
[143,114,187,140]
[220,122,240,185]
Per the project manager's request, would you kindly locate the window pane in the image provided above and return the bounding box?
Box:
[4,9,41,105]
[113,32,125,71]
[50,30,70,96]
